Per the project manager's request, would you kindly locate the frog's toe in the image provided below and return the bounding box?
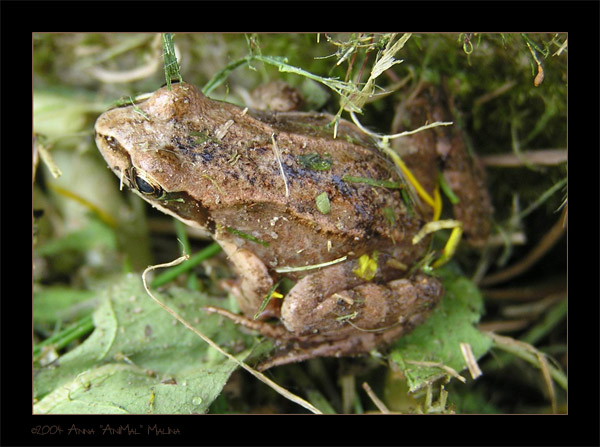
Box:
[202,306,288,339]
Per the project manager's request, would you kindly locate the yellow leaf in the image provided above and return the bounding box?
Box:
[353,252,379,281]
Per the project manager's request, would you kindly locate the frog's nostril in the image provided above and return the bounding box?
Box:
[101,134,121,152]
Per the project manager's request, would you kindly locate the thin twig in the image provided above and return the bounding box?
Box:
[481,149,567,167]
[477,319,532,333]
[460,343,483,380]
[362,382,390,414]
[485,331,566,393]
[275,256,347,273]
[482,279,565,302]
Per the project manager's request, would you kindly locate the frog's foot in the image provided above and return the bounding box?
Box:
[202,306,289,339]
[254,321,415,371]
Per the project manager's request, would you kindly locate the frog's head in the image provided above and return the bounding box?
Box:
[94,83,215,235]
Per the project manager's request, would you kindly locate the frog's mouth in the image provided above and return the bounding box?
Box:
[139,188,215,234]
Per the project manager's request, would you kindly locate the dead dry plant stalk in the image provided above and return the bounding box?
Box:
[362,381,390,414]
[460,342,483,379]
[480,207,567,286]
[481,149,567,167]
[485,331,565,410]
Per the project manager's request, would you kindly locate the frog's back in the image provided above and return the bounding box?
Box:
[193,104,426,268]
[98,82,426,267]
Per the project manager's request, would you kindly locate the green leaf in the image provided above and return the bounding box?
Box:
[34,274,264,414]
[389,273,492,392]
[297,153,332,171]
[33,286,96,325]
[33,88,106,137]
[35,219,117,257]
[315,192,331,215]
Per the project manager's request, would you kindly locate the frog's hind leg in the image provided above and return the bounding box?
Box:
[253,336,377,371]
[254,325,405,371]
[279,261,365,334]
[257,276,443,371]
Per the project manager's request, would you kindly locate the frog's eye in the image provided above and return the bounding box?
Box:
[130,168,164,198]
[135,175,157,194]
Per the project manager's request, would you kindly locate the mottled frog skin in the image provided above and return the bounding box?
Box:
[95,81,489,369]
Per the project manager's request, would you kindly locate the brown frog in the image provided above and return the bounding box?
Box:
[95,81,490,370]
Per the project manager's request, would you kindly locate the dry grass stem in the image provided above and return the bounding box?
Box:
[477,319,531,333]
[482,149,566,167]
[271,133,290,198]
[362,382,390,414]
[482,279,566,301]
[460,343,483,379]
[485,331,566,393]
[480,207,567,286]
[275,256,347,273]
